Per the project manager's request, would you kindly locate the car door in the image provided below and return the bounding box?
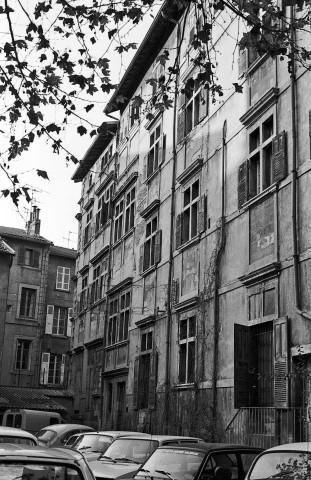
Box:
[199,450,261,480]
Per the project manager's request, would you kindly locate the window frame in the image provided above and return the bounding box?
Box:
[56,266,70,291]
[48,353,65,385]
[107,289,131,347]
[19,287,37,319]
[113,185,136,243]
[178,314,196,385]
[52,306,67,335]
[15,338,32,371]
[84,208,93,245]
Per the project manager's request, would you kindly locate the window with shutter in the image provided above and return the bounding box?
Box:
[272,131,287,183]
[45,305,54,334]
[133,357,139,410]
[56,266,70,291]
[234,324,251,408]
[40,352,50,385]
[146,123,164,179]
[274,317,289,408]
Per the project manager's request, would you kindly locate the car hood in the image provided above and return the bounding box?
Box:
[89,460,141,479]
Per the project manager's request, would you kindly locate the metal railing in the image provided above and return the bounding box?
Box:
[225,407,309,448]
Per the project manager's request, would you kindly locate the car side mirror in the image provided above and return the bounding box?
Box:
[214,467,232,480]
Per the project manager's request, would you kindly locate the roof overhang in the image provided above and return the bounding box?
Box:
[104,1,185,114]
[72,121,118,182]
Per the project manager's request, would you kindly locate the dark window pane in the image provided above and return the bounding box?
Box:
[264,289,275,316]
[180,320,187,340]
[179,344,187,383]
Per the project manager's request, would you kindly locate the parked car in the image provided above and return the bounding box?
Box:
[89,435,204,480]
[0,426,38,446]
[36,424,94,447]
[245,442,311,480]
[2,408,61,434]
[0,445,95,480]
[133,442,264,480]
[66,431,149,462]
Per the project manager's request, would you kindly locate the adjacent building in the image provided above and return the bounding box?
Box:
[70,0,311,445]
[0,207,76,414]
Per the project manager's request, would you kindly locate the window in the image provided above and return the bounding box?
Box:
[107,290,131,346]
[238,126,287,208]
[20,287,36,318]
[177,80,208,142]
[130,103,140,127]
[15,339,31,370]
[18,248,40,268]
[91,265,101,304]
[133,330,157,410]
[114,186,136,242]
[79,274,88,311]
[234,318,289,409]
[41,353,65,384]
[95,184,113,232]
[84,209,93,245]
[140,215,161,272]
[101,145,113,170]
[52,306,67,335]
[179,315,196,384]
[56,266,70,290]
[145,124,166,178]
[249,287,276,321]
[150,62,165,97]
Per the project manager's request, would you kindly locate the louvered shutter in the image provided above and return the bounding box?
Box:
[238,161,249,209]
[238,49,248,77]
[132,357,139,410]
[67,308,73,337]
[101,202,108,225]
[198,195,207,234]
[309,111,311,158]
[45,305,54,334]
[60,354,65,384]
[171,279,179,306]
[139,244,145,273]
[175,213,183,249]
[177,109,185,144]
[274,317,289,408]
[148,350,158,410]
[161,134,166,164]
[143,154,148,182]
[272,131,287,183]
[234,324,250,408]
[40,353,50,385]
[32,250,40,268]
[18,248,26,265]
[199,87,208,122]
[154,230,162,264]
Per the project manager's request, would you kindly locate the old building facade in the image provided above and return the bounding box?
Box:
[70,0,311,444]
[0,207,76,402]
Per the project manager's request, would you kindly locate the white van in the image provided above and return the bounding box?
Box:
[2,409,61,434]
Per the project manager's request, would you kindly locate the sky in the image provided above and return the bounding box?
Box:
[0,2,161,248]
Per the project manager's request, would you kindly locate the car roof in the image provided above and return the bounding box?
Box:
[73,431,146,438]
[0,445,86,460]
[0,427,37,439]
[263,442,311,453]
[112,435,202,441]
[39,424,94,433]
[157,442,263,452]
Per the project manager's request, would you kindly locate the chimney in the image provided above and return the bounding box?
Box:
[26,206,41,235]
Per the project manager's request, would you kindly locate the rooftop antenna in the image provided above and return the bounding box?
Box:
[62,231,78,248]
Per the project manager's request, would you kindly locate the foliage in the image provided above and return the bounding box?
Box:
[1,0,311,205]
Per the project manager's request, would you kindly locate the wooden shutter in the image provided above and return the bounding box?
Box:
[309,111,311,158]
[60,354,65,384]
[175,213,183,249]
[198,195,207,234]
[154,230,162,264]
[161,134,166,164]
[171,279,179,306]
[148,350,158,410]
[237,160,249,209]
[199,87,208,122]
[143,154,148,182]
[234,323,250,408]
[139,244,145,273]
[18,248,26,265]
[101,201,108,225]
[56,266,63,289]
[67,308,73,337]
[177,109,185,144]
[45,305,54,334]
[274,317,289,408]
[32,250,40,268]
[132,356,139,410]
[238,49,248,77]
[272,131,287,183]
[40,353,50,385]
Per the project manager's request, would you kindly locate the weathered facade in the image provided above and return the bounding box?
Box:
[71,1,311,444]
[0,208,76,406]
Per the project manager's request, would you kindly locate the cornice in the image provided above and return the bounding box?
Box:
[177,158,203,185]
[140,199,160,219]
[240,88,279,128]
[239,262,281,287]
[90,245,109,265]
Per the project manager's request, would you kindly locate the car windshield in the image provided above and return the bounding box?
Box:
[102,439,158,464]
[135,448,205,480]
[0,437,36,446]
[0,463,84,480]
[35,430,57,444]
[75,434,113,453]
[249,451,311,479]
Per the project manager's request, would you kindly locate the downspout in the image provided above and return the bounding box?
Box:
[211,120,227,435]
[165,20,181,433]
[289,7,311,321]
[99,152,118,429]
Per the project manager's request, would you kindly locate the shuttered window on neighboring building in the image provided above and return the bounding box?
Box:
[56,266,70,291]
[18,248,40,268]
[237,127,287,209]
[234,317,289,409]
[177,79,208,143]
[40,352,65,385]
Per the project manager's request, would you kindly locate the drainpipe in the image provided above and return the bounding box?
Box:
[211,120,227,435]
[164,20,181,433]
[288,7,311,321]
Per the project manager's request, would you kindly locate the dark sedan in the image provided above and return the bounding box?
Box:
[133,442,263,480]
